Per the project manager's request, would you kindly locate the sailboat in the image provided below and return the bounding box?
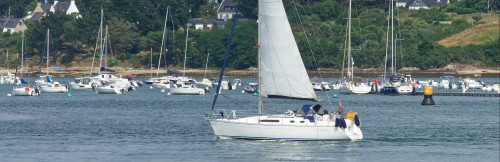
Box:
[150,6,179,90]
[196,52,213,88]
[206,0,362,140]
[339,0,371,94]
[94,10,130,94]
[37,29,69,93]
[169,24,206,95]
[380,0,415,95]
[1,49,21,84]
[12,26,40,96]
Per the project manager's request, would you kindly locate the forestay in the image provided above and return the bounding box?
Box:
[258,0,316,100]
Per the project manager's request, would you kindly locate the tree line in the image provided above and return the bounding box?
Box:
[0,0,498,71]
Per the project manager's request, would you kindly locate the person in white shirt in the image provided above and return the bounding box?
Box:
[322,110,330,121]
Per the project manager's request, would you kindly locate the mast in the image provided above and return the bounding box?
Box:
[6,49,9,71]
[383,0,390,82]
[347,0,352,81]
[391,0,394,75]
[182,25,189,78]
[21,25,24,78]
[204,52,209,79]
[150,48,153,78]
[257,0,263,115]
[104,26,108,67]
[157,6,169,77]
[46,29,50,77]
[98,9,104,77]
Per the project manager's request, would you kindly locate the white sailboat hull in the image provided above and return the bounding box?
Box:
[208,116,362,140]
[170,87,205,95]
[152,83,172,89]
[39,85,68,93]
[12,87,38,96]
[68,82,93,90]
[396,85,413,95]
[96,86,123,94]
[339,85,371,94]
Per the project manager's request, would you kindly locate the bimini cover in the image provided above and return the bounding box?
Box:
[100,67,116,73]
[46,75,51,83]
[21,78,29,84]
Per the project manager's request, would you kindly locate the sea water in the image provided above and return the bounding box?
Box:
[0,78,498,161]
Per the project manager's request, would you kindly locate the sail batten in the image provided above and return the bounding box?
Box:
[259,0,316,100]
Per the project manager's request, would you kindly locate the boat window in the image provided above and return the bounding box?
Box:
[260,120,279,123]
[290,120,295,123]
[300,121,305,123]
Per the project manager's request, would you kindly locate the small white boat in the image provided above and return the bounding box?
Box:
[170,84,206,95]
[12,86,40,96]
[39,81,68,93]
[69,77,95,90]
[96,85,124,94]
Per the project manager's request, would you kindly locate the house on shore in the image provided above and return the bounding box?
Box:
[389,0,449,10]
[217,0,243,21]
[25,0,81,21]
[0,18,27,34]
[188,19,227,30]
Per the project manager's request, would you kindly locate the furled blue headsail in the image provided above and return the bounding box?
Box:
[100,67,116,72]
[21,78,29,84]
[46,75,51,83]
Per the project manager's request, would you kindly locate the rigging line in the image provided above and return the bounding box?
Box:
[342,20,348,79]
[220,93,254,109]
[295,3,339,76]
[40,30,47,77]
[353,0,368,68]
[211,0,241,112]
[383,1,391,82]
[291,0,334,109]
[90,17,102,76]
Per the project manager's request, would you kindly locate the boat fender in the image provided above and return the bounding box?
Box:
[354,115,360,126]
[341,118,347,128]
[335,118,339,127]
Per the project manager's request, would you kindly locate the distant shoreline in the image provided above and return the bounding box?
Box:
[1,67,498,78]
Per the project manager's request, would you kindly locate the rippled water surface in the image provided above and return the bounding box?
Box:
[1,78,498,161]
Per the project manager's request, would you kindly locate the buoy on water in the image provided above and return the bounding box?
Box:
[149,86,153,89]
[332,94,338,98]
[161,89,165,93]
[253,92,258,96]
[167,92,171,95]
[7,93,11,96]
[421,86,435,105]
[67,93,72,98]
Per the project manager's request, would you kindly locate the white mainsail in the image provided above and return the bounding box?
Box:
[258,0,316,100]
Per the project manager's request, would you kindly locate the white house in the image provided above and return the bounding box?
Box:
[388,0,449,9]
[217,0,243,21]
[26,0,81,21]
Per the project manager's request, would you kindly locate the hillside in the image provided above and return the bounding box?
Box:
[438,14,500,47]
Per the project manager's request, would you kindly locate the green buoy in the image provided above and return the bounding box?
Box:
[67,93,72,98]
[332,94,338,98]
[253,92,258,96]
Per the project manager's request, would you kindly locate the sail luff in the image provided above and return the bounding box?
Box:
[259,0,316,100]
